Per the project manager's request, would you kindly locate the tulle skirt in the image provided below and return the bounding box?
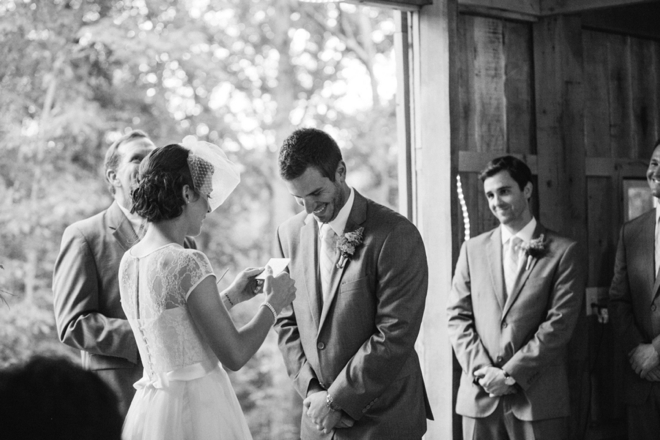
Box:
[122,364,252,440]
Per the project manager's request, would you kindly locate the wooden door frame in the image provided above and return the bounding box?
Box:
[395,1,459,439]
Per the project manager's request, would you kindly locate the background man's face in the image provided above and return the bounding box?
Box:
[284,165,346,224]
[483,170,531,228]
[647,145,660,199]
[114,138,155,204]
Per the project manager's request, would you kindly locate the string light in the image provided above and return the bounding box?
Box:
[456,175,470,240]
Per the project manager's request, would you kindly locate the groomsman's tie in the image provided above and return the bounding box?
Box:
[504,236,523,299]
[320,224,337,303]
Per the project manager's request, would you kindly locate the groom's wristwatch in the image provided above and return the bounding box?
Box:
[502,370,516,386]
[326,393,341,412]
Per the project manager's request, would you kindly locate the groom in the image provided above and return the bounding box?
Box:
[274,127,433,439]
[447,156,584,439]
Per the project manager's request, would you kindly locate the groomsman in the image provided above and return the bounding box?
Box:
[447,155,584,439]
[274,127,433,439]
[53,130,158,415]
[609,138,660,439]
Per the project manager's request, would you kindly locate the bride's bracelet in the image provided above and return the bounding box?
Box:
[260,301,277,325]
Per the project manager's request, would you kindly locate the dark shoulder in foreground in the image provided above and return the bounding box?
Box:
[624,208,654,229]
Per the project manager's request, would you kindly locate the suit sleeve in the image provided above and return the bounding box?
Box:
[274,226,320,398]
[447,241,496,377]
[52,226,138,363]
[327,221,428,420]
[609,226,646,354]
[504,241,584,390]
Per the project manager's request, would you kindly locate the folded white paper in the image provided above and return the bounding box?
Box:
[255,258,291,280]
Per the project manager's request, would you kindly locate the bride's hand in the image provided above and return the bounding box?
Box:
[263,267,296,314]
[225,267,264,306]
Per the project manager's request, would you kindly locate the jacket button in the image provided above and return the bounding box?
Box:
[502,322,508,328]
[496,356,503,363]
[652,305,657,312]
[317,342,326,350]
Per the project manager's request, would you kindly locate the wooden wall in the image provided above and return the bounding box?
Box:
[455,14,538,244]
[455,14,538,245]
[452,10,660,439]
[582,29,660,436]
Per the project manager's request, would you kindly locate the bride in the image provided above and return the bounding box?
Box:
[118,137,296,440]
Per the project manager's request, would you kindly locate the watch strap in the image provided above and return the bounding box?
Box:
[326,393,341,412]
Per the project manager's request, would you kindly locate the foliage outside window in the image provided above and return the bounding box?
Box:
[0,1,400,438]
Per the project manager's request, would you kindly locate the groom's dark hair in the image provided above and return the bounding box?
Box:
[279,128,343,181]
[479,155,533,191]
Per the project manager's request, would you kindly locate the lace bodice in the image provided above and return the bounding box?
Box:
[119,244,218,384]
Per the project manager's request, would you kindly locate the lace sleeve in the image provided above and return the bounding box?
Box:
[179,250,216,300]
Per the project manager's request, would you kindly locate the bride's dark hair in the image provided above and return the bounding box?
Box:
[131,143,198,222]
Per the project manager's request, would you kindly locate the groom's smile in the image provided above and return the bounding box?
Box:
[647,145,660,198]
[285,164,350,224]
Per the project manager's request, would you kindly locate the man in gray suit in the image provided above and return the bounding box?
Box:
[274,128,433,439]
[609,138,660,439]
[53,130,158,415]
[447,156,584,439]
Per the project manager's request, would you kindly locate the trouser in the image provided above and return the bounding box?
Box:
[626,383,660,440]
[462,399,567,440]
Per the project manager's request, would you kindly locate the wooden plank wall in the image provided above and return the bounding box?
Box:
[454,11,660,439]
[455,14,536,244]
[582,29,660,433]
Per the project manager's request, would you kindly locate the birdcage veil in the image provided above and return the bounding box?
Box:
[181,135,240,212]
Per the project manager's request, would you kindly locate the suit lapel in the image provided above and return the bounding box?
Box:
[635,211,660,301]
[107,202,140,251]
[502,223,546,319]
[317,191,368,334]
[301,216,322,330]
[487,228,506,310]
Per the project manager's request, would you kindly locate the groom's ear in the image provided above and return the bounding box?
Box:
[335,161,347,183]
[523,181,533,200]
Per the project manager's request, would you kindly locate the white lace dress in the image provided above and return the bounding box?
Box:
[119,243,252,440]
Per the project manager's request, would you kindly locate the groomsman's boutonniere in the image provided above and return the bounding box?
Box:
[519,234,548,271]
[336,227,365,269]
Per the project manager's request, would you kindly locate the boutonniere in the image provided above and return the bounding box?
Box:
[519,234,548,270]
[335,227,365,269]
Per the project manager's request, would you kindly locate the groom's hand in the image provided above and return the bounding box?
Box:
[303,391,342,434]
[474,366,516,397]
[629,344,660,378]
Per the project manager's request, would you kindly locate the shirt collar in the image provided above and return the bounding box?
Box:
[501,217,537,245]
[316,187,355,236]
[117,202,145,235]
[656,205,660,224]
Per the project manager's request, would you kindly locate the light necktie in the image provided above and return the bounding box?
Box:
[504,236,523,299]
[320,224,337,303]
[655,217,660,278]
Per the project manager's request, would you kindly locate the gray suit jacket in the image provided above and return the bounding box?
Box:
[609,208,660,404]
[275,191,432,440]
[447,223,584,421]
